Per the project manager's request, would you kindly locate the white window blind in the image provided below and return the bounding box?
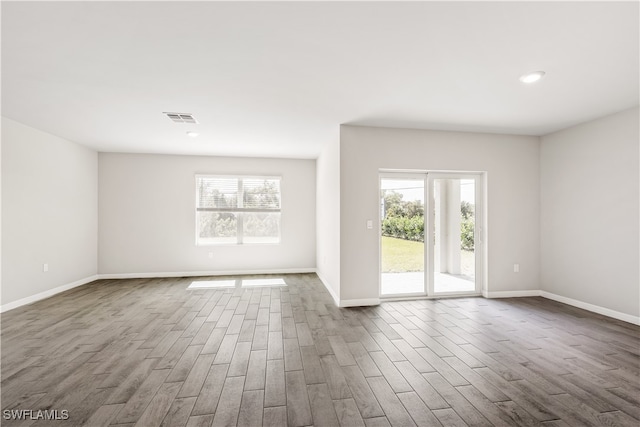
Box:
[196,175,281,245]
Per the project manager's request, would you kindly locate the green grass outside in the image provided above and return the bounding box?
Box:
[381,236,424,273]
[382,236,474,274]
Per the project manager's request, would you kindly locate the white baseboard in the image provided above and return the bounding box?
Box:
[339,298,380,308]
[97,268,316,280]
[315,270,340,306]
[310,271,379,308]
[0,269,315,313]
[483,289,639,326]
[483,290,541,298]
[0,275,99,313]
[540,291,640,326]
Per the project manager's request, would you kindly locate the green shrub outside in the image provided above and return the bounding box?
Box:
[381,216,425,242]
[381,215,474,249]
[381,190,474,249]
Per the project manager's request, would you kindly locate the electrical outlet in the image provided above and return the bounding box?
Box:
[208,252,214,259]
[513,263,520,273]
[366,220,373,229]
[43,263,49,272]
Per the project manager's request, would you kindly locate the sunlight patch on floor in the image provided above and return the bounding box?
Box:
[187,278,287,289]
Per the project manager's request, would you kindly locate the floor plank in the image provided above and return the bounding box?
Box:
[191,364,228,416]
[237,389,264,427]
[319,354,352,399]
[285,370,313,426]
[177,353,215,398]
[113,369,171,424]
[264,359,286,407]
[244,349,267,391]
[211,376,244,427]
[397,391,443,426]
[133,381,182,427]
[307,383,340,427]
[160,397,197,427]
[333,398,366,427]
[367,376,417,427]
[342,365,385,418]
[263,406,287,427]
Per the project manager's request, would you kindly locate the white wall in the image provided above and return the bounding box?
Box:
[316,138,341,302]
[99,153,316,275]
[340,125,540,302]
[541,107,639,318]
[1,117,98,305]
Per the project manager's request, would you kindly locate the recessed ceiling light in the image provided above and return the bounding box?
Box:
[519,71,546,84]
[186,131,200,138]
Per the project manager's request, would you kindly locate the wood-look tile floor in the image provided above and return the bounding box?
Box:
[1,273,639,427]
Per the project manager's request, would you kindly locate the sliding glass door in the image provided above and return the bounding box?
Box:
[380,172,482,297]
[380,176,425,296]
[427,174,481,295]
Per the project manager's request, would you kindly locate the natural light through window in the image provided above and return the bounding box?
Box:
[196,175,281,245]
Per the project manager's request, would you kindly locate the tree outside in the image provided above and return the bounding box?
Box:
[381,190,473,247]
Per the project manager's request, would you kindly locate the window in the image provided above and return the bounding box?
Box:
[196,175,281,245]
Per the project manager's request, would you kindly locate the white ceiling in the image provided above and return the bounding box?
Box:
[2,1,638,159]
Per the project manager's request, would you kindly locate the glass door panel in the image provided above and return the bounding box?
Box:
[430,177,477,294]
[380,177,425,296]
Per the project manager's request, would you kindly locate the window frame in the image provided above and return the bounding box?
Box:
[195,174,282,246]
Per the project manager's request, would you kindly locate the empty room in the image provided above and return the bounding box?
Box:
[1,1,639,427]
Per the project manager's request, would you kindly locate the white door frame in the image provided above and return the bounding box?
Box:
[379,171,485,299]
[379,173,428,298]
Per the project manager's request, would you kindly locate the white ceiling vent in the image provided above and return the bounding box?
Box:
[163,112,198,124]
